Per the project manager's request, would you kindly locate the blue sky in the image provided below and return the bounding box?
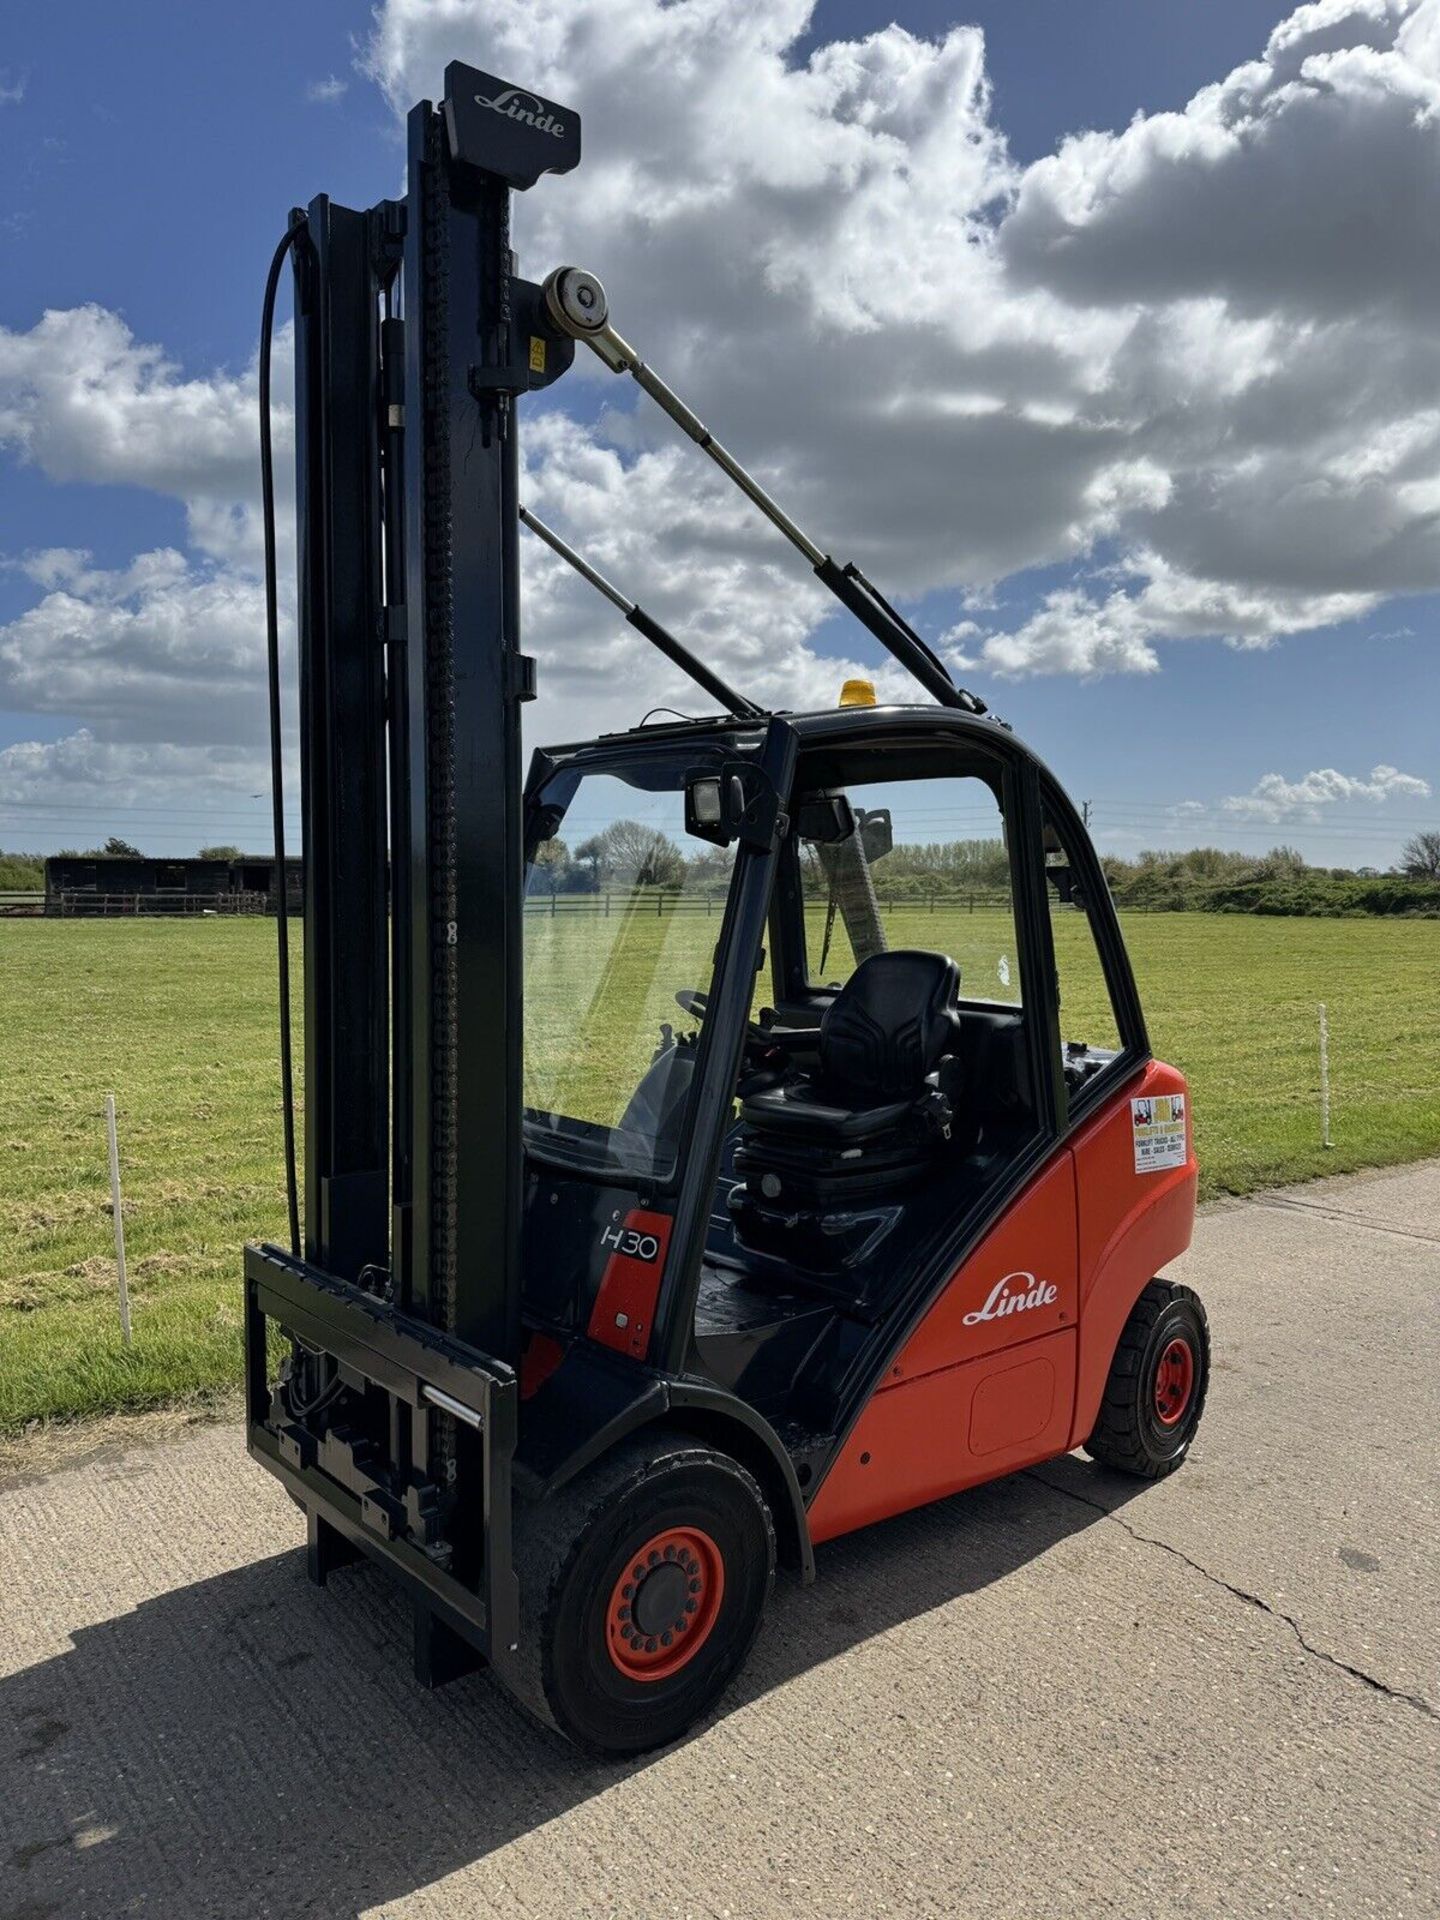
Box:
[1,0,1436,865]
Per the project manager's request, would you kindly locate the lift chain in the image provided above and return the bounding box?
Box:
[420,108,460,1383]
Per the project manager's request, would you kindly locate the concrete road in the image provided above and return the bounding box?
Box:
[2,1163,1437,1919]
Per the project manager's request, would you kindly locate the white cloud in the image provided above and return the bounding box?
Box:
[0,308,297,774]
[0,728,267,811]
[977,548,1379,675]
[980,585,1162,677]
[1217,762,1432,821]
[306,76,348,104]
[1002,1,1440,324]
[3,0,1440,822]
[0,304,288,572]
[0,69,25,107]
[364,0,1120,601]
[519,411,922,741]
[363,0,1440,670]
[0,547,274,746]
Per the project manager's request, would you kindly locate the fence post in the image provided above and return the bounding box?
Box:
[105,1093,132,1348]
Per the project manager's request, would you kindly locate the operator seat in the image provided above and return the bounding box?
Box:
[732,950,965,1217]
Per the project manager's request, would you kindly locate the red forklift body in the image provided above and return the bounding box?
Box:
[243,62,1210,1753]
[809,1058,1195,1543]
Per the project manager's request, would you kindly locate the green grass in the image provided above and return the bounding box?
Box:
[0,921,297,1434]
[3,912,1437,1432]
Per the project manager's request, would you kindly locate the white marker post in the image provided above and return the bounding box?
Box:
[105,1093,133,1346]
[1318,1003,1333,1151]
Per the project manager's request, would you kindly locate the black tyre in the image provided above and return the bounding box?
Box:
[1084,1278,1209,1478]
[509,1430,775,1754]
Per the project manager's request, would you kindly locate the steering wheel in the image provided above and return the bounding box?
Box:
[675,987,770,1051]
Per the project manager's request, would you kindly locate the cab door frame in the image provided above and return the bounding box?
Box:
[794,733,1083,1536]
[647,717,800,1373]
[1034,771,1150,1128]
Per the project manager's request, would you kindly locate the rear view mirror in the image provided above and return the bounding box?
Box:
[858,808,892,863]
[795,793,856,845]
[1046,860,1086,909]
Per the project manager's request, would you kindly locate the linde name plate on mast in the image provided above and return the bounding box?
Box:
[444,64,581,187]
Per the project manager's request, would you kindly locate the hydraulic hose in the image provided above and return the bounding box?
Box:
[259,219,305,1257]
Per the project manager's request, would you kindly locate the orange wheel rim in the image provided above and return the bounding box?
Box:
[605,1526,725,1683]
[1154,1336,1195,1427]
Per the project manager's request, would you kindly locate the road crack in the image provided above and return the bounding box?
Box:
[1029,1470,1438,1724]
[1247,1195,1440,1248]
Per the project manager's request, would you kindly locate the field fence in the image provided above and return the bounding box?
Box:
[525,886,1018,918]
[49,890,275,917]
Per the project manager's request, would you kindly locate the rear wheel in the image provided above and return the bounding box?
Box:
[510,1430,774,1754]
[1084,1278,1209,1478]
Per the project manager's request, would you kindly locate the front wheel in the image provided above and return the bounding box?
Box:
[1084,1278,1209,1478]
[510,1431,774,1754]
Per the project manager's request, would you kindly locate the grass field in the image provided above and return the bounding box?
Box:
[2,912,1437,1433]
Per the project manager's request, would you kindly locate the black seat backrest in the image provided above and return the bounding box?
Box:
[819,950,961,1100]
[957,1006,1031,1126]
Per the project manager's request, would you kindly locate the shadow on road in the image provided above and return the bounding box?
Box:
[1,1455,1141,1919]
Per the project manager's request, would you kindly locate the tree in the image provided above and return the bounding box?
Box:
[531,836,570,898]
[0,849,44,890]
[103,836,142,858]
[1255,844,1307,878]
[573,836,605,890]
[1400,830,1440,879]
[683,845,734,893]
[198,844,243,861]
[585,819,685,888]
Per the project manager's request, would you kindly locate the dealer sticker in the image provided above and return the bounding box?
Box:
[1131,1093,1187,1173]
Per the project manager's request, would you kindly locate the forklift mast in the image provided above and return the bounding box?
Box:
[242,70,587,1671]
[291,66,579,1359]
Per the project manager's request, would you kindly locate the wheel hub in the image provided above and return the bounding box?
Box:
[1153,1336,1195,1427]
[605,1526,725,1683]
[631,1559,687,1637]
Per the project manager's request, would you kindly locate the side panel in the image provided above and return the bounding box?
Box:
[1068,1058,1197,1449]
[808,1152,1079,1544]
[586,1209,673,1359]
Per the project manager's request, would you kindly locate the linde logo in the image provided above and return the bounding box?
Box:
[963,1270,1059,1325]
[475,86,567,138]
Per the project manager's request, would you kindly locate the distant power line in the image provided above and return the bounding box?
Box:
[0,797,284,818]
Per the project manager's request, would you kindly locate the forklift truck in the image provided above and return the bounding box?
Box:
[246,64,1209,1754]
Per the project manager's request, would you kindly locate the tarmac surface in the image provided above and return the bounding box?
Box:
[2,1162,1437,1919]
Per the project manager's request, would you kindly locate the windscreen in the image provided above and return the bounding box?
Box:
[800,773,1022,1008]
[523,760,737,1181]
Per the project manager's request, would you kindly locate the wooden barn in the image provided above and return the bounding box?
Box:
[44,855,303,917]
